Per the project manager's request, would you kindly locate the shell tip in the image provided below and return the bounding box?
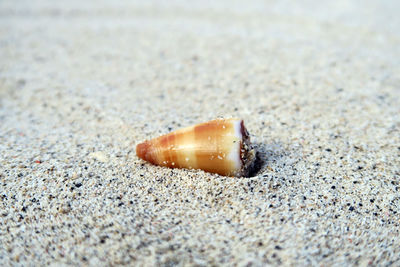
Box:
[136,141,151,161]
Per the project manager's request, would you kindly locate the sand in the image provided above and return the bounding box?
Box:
[1,0,399,265]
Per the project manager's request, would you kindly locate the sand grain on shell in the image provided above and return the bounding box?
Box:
[1,0,400,266]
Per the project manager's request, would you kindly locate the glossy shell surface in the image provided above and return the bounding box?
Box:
[136,118,254,177]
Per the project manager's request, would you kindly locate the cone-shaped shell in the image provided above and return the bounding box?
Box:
[136,118,256,177]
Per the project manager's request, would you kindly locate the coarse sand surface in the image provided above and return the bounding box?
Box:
[1,0,399,265]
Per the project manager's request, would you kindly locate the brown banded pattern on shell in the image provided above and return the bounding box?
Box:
[136,118,255,177]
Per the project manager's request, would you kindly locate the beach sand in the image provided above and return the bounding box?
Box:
[1,0,399,265]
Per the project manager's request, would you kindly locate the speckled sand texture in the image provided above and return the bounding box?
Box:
[1,0,400,266]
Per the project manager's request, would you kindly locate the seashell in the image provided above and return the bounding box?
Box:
[136,118,256,177]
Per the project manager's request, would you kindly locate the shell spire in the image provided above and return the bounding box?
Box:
[136,118,256,177]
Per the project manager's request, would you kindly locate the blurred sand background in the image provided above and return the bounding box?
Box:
[1,0,399,265]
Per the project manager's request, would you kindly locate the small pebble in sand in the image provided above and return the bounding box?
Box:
[136,118,256,177]
[89,151,108,163]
